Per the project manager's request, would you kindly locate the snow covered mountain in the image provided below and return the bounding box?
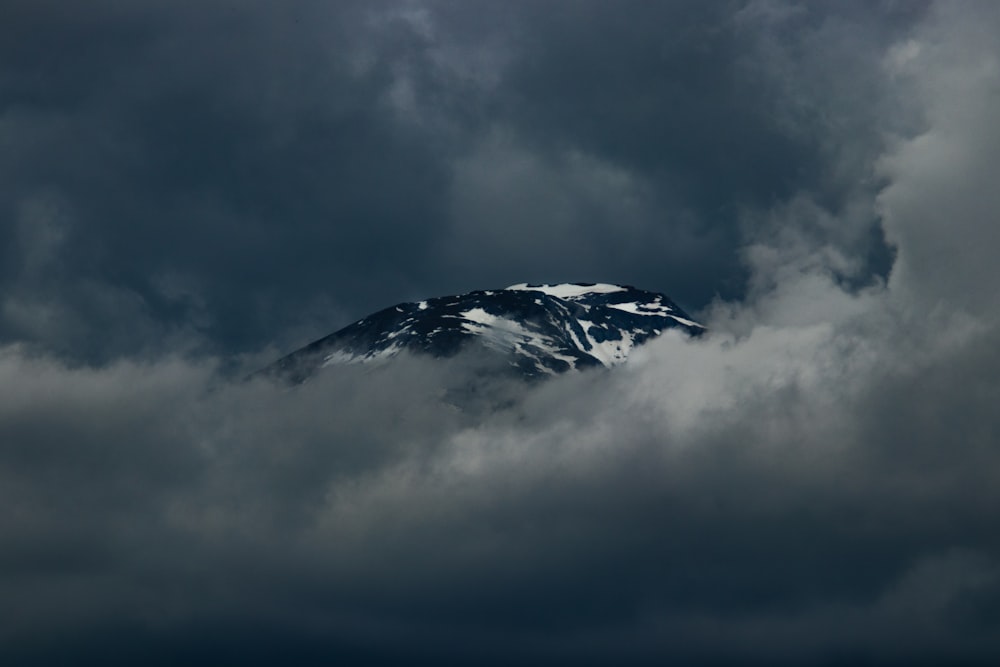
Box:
[266,283,703,382]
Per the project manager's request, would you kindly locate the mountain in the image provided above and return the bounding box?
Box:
[265,283,704,382]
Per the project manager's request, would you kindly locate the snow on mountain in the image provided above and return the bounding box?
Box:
[265,282,704,382]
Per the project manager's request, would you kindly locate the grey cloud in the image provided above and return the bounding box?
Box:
[3,300,1000,664]
[442,130,720,290]
[2,0,460,359]
[877,3,1000,319]
[5,206,1000,664]
[3,1,1000,664]
[1,0,924,361]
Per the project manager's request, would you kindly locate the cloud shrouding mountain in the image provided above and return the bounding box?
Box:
[2,1,1000,664]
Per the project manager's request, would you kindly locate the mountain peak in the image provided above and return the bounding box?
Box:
[266,283,703,382]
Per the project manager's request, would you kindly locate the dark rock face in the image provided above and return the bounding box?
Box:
[266,283,703,382]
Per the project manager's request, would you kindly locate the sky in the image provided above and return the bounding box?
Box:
[2,0,1000,664]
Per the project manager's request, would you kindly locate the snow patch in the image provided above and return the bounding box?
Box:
[505,283,627,299]
[606,301,672,316]
[668,314,705,328]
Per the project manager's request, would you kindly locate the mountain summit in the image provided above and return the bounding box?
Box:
[267,283,703,382]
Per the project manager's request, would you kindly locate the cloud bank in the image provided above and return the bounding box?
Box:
[3,1,1000,664]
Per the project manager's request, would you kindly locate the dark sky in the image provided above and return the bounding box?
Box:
[0,0,921,361]
[3,1,1000,665]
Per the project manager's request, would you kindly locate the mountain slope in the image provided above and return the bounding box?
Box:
[267,282,703,382]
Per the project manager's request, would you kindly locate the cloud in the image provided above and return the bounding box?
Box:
[0,0,923,360]
[3,281,1000,664]
[3,1,1000,665]
[876,3,1000,319]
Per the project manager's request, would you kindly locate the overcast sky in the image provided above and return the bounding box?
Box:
[3,1,1000,665]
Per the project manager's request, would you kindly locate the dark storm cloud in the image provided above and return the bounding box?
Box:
[454,0,928,300]
[4,1,1000,665]
[1,0,461,359]
[2,305,1000,663]
[1,0,926,361]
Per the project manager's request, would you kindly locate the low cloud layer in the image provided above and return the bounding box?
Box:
[3,1,1000,665]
